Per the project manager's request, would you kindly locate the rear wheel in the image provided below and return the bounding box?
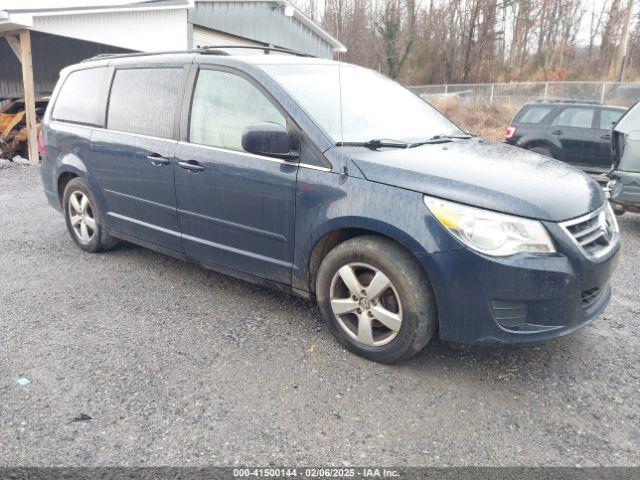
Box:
[63,177,118,253]
[529,146,553,158]
[316,235,437,363]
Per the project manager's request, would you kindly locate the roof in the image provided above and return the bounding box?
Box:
[0,0,344,57]
[0,1,193,34]
[70,49,345,75]
[0,1,191,14]
[528,99,627,109]
[190,0,347,52]
[266,0,346,53]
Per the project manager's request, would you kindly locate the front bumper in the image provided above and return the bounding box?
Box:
[418,230,620,345]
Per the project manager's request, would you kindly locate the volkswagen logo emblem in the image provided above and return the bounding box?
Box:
[359,297,372,310]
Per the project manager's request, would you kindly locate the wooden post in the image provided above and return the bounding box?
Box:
[18,30,39,166]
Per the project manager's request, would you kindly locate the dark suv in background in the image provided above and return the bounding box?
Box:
[505,100,626,173]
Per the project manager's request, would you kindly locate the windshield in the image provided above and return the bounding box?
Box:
[260,63,462,144]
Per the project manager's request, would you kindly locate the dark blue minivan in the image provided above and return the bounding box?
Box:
[40,47,620,363]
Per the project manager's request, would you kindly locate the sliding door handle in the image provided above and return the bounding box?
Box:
[178,160,205,172]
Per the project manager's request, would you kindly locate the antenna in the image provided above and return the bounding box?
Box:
[336,6,347,177]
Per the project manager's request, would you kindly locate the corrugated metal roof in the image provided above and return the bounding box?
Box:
[32,8,189,51]
[189,0,346,59]
[1,1,191,14]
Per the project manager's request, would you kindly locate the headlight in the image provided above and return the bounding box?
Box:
[424,196,556,256]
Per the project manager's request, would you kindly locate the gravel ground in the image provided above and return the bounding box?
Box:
[1,164,639,467]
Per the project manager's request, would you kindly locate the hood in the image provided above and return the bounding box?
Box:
[347,138,604,222]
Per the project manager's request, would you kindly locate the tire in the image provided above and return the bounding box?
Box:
[62,177,118,253]
[529,146,553,158]
[316,235,437,363]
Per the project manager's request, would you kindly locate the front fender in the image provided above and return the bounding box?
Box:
[308,216,428,258]
[292,169,463,293]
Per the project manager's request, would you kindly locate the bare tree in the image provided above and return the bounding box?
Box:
[290,0,640,83]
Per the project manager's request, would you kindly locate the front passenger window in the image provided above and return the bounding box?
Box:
[190,70,287,152]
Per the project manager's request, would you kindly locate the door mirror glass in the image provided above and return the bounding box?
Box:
[242,122,296,159]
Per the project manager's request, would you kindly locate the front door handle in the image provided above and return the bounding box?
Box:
[178,160,205,172]
[601,134,612,140]
[147,154,170,166]
[551,130,564,135]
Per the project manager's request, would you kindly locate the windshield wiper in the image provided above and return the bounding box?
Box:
[408,133,474,148]
[336,134,474,150]
[336,139,409,150]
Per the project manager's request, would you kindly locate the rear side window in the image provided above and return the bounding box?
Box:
[107,68,183,138]
[551,108,594,129]
[189,69,286,152]
[517,106,553,124]
[600,109,623,130]
[53,68,110,125]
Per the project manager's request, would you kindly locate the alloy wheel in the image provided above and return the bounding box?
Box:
[68,191,96,244]
[329,262,403,347]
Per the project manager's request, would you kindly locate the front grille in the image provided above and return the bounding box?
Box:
[560,204,618,259]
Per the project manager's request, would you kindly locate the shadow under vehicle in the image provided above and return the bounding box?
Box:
[608,100,640,214]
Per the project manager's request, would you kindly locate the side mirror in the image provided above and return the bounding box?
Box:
[241,122,298,160]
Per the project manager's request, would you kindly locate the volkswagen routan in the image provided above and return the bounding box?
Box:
[40,47,620,363]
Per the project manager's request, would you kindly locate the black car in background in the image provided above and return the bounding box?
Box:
[505,100,627,173]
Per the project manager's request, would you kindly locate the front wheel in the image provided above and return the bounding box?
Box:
[316,236,437,363]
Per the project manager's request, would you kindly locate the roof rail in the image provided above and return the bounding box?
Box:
[534,98,601,105]
[199,45,315,57]
[82,45,315,63]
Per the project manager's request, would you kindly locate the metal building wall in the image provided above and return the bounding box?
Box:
[32,8,189,52]
[188,1,335,58]
[0,32,129,102]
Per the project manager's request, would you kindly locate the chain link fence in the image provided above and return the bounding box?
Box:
[409,81,640,107]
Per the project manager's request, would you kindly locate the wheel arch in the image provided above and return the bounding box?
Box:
[55,153,91,206]
[57,171,79,205]
[305,219,428,296]
[522,139,556,156]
